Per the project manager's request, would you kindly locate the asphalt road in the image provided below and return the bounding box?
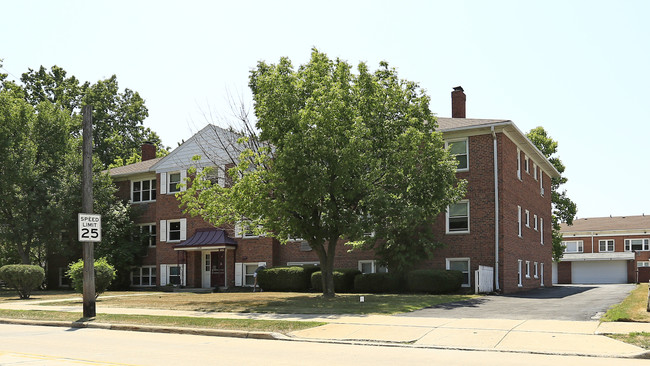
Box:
[0,323,647,366]
[402,284,636,320]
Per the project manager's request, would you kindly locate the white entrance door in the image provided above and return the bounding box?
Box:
[202,251,211,288]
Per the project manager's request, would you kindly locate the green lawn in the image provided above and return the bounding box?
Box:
[0,309,322,333]
[38,291,477,314]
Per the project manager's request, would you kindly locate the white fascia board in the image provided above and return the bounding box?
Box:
[561,252,635,262]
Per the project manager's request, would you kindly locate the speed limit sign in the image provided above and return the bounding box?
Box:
[78,213,101,242]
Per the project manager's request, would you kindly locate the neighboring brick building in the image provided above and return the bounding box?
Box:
[557,215,650,284]
[94,87,558,294]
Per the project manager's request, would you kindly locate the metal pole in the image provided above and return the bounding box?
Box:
[82,105,96,318]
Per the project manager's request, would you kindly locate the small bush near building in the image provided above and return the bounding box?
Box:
[0,264,45,299]
[406,269,463,294]
[67,258,116,298]
[354,272,401,293]
[311,269,361,293]
[257,266,316,292]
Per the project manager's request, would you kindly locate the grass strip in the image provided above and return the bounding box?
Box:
[601,283,650,322]
[0,309,323,333]
[608,332,650,350]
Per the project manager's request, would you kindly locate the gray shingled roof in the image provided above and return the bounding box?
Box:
[561,215,650,232]
[436,118,511,131]
[108,157,162,178]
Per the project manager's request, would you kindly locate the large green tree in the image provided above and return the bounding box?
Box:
[1,64,167,167]
[527,126,577,261]
[179,50,465,296]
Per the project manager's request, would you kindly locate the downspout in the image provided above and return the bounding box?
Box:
[492,126,500,291]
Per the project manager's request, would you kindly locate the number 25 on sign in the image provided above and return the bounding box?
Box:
[78,213,101,242]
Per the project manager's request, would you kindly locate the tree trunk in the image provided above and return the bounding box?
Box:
[313,239,337,298]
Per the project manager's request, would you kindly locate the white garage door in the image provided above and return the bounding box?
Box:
[571,261,627,284]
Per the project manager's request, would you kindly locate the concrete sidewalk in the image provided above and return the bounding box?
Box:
[1,296,649,359]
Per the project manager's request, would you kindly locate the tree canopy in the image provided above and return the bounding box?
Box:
[179,49,465,296]
[527,126,577,261]
[1,64,168,168]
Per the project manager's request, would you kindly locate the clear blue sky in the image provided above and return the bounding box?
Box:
[2,0,648,219]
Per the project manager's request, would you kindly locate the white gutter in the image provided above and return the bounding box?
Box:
[492,126,500,291]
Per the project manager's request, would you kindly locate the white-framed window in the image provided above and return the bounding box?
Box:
[159,219,186,242]
[132,178,156,203]
[517,206,522,237]
[625,238,649,251]
[637,261,650,267]
[540,172,544,196]
[599,239,615,252]
[131,266,157,287]
[446,258,470,287]
[524,156,529,174]
[160,264,186,286]
[533,214,538,231]
[234,220,261,238]
[358,260,388,274]
[533,163,538,181]
[446,138,468,171]
[517,148,521,180]
[563,240,584,253]
[299,242,312,252]
[447,200,469,233]
[235,262,267,286]
[203,165,226,188]
[517,259,523,287]
[525,261,531,278]
[139,223,157,247]
[533,262,539,278]
[168,172,181,193]
[540,263,545,286]
[540,217,544,244]
[525,210,530,228]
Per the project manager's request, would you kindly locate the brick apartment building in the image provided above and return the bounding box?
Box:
[557,215,650,284]
[51,87,559,294]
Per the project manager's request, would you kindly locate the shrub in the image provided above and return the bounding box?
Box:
[67,258,116,298]
[406,269,463,294]
[257,266,316,292]
[311,269,361,293]
[354,272,401,293]
[0,264,45,299]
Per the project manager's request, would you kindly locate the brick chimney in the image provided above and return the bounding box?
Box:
[451,86,466,118]
[141,142,156,161]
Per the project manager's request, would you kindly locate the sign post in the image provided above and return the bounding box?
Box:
[81,105,96,318]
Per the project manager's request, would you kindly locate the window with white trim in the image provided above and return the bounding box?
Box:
[168,266,182,285]
[447,200,469,233]
[540,172,544,196]
[132,179,156,203]
[533,163,538,181]
[637,261,650,267]
[131,266,157,287]
[517,148,521,180]
[517,259,523,287]
[533,262,538,278]
[540,217,544,244]
[168,221,181,242]
[139,223,157,247]
[599,239,615,252]
[625,238,649,251]
[517,206,522,237]
[524,156,529,174]
[168,172,181,193]
[533,214,538,231]
[446,139,468,171]
[525,210,530,228]
[235,220,260,238]
[563,240,584,253]
[244,263,258,286]
[446,258,470,287]
[358,260,388,274]
[204,166,226,188]
[525,261,531,278]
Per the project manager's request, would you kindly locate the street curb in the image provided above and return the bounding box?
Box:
[1,317,648,359]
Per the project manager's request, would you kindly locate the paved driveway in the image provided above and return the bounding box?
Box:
[401,284,636,321]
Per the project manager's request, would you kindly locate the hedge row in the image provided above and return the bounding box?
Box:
[0,264,45,299]
[256,266,463,294]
